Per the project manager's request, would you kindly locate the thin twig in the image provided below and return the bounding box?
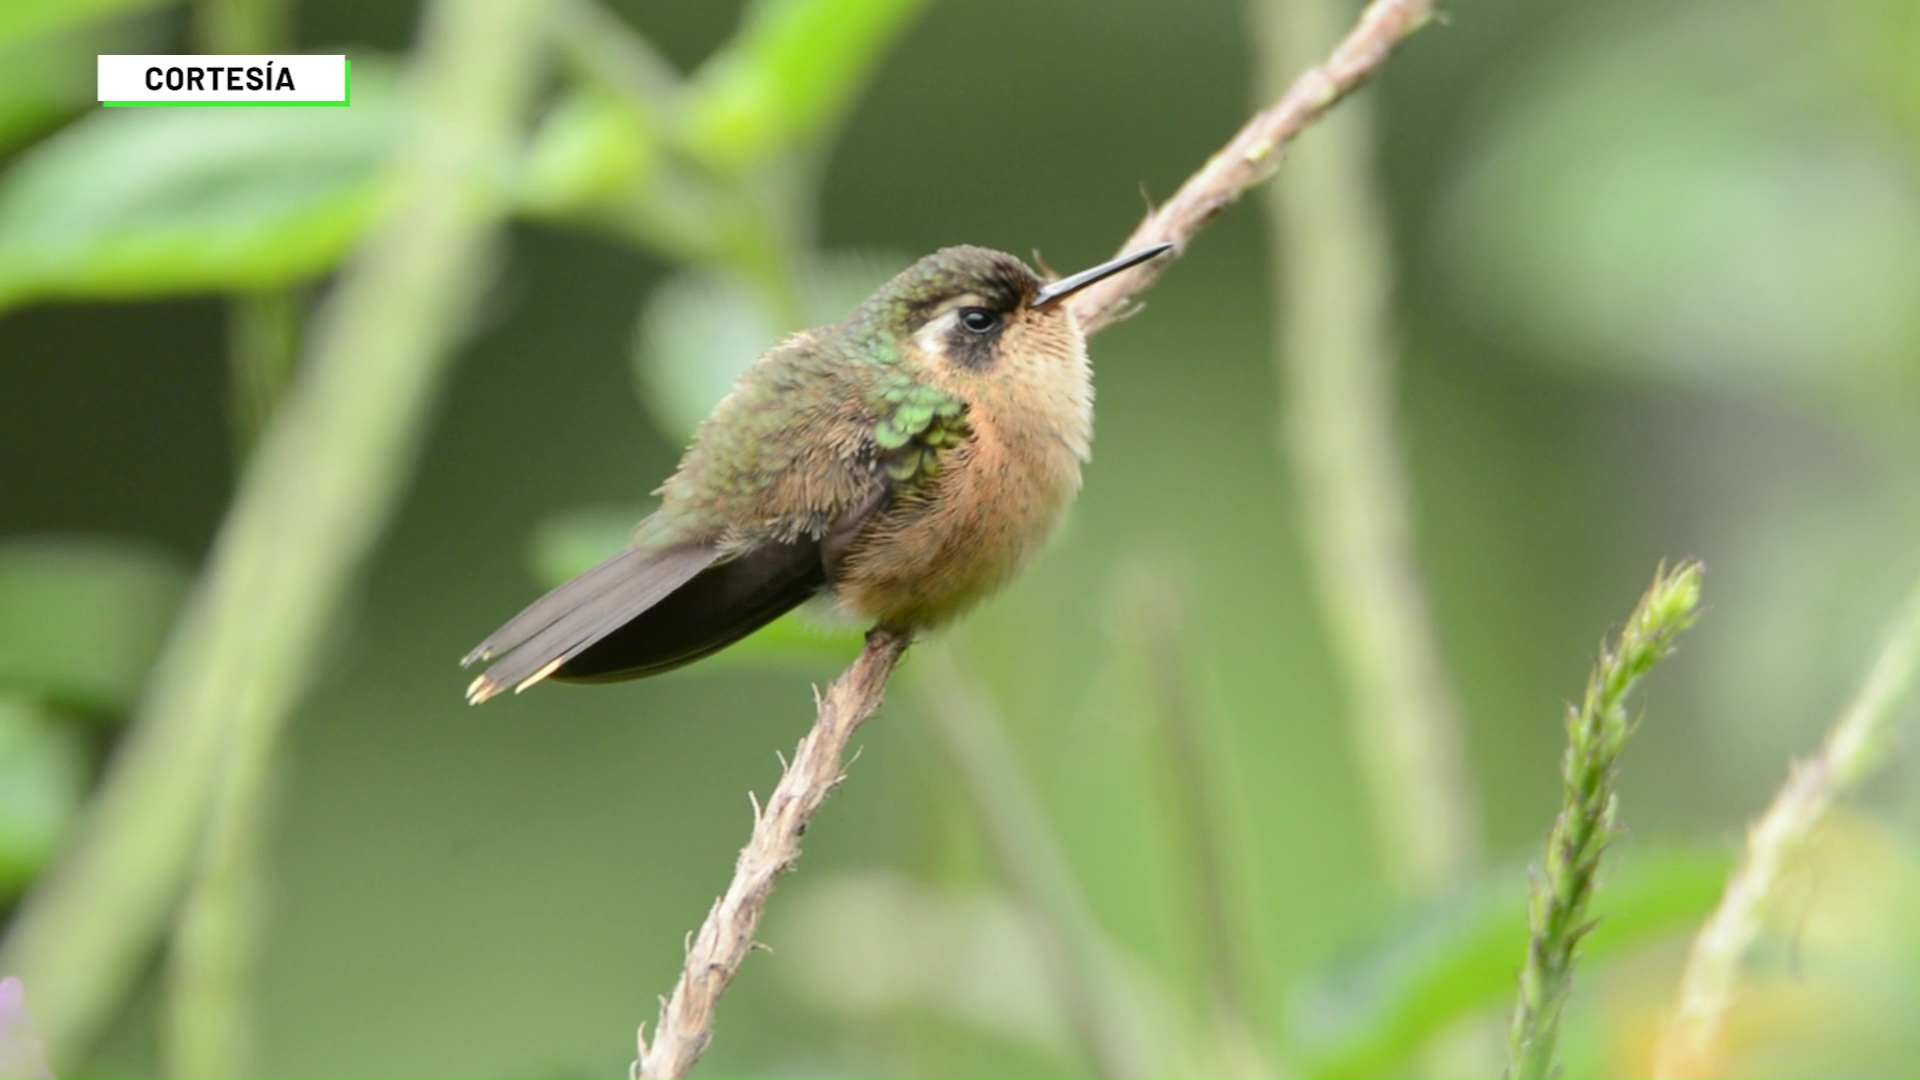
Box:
[916,647,1155,1078]
[550,0,682,119]
[222,289,301,460]
[1507,562,1704,1079]
[0,0,549,1065]
[630,2,1441,1072]
[1066,0,1436,336]
[1653,575,1920,1079]
[634,628,912,1080]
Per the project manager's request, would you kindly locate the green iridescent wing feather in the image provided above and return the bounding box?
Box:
[869,374,968,486]
[651,334,969,546]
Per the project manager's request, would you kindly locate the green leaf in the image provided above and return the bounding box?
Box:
[679,0,927,170]
[517,90,656,219]
[531,506,860,671]
[1286,846,1732,1078]
[633,250,905,441]
[0,14,160,155]
[0,537,190,716]
[0,0,173,51]
[0,697,88,897]
[0,61,402,310]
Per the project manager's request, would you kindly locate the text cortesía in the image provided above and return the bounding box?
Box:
[145,63,298,93]
[97,54,348,105]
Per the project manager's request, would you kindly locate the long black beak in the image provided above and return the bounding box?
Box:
[1029,242,1176,309]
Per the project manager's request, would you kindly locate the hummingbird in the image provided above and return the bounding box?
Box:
[463,242,1173,703]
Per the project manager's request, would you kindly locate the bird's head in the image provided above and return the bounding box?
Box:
[860,243,1173,397]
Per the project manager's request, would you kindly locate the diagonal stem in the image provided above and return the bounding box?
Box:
[1254,0,1477,896]
[635,628,911,1079]
[1654,573,1920,1078]
[1067,0,1436,336]
[0,0,550,1067]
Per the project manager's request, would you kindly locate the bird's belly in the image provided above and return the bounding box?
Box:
[833,439,1080,628]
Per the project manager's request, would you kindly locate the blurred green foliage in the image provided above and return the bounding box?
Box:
[0,73,397,307]
[0,0,172,53]
[0,0,1917,1077]
[1289,847,1732,1078]
[0,18,153,153]
[0,539,186,716]
[519,90,657,217]
[0,540,185,897]
[675,0,922,170]
[0,699,88,897]
[1436,5,1920,402]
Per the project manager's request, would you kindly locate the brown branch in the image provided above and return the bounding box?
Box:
[1067,0,1435,336]
[633,627,911,1080]
[630,2,1439,1073]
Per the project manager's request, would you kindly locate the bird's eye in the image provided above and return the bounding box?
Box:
[958,308,1000,335]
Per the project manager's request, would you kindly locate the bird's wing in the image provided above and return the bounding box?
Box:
[463,344,975,698]
[546,535,826,682]
[521,375,970,686]
[653,335,970,549]
[462,542,718,702]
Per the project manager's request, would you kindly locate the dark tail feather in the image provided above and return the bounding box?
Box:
[553,537,826,683]
[463,545,718,703]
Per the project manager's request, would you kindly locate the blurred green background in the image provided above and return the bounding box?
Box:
[3,0,1919,1076]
